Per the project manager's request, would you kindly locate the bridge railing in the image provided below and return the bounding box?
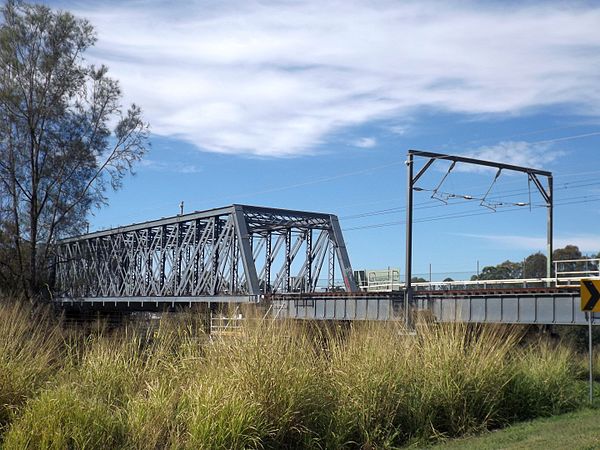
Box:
[356,259,600,292]
[554,258,600,286]
[359,277,600,292]
[358,278,560,292]
[413,278,555,291]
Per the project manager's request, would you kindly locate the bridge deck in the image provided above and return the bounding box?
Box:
[55,276,596,325]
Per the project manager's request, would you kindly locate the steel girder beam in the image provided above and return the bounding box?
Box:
[55,204,357,301]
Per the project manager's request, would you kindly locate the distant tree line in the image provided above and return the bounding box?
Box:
[408,245,598,284]
[471,245,599,281]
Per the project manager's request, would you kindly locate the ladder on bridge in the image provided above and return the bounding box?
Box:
[210,307,244,337]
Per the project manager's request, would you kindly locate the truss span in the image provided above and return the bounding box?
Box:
[55,204,357,301]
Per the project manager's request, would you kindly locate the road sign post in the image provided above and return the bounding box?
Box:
[581,279,600,404]
[589,312,593,405]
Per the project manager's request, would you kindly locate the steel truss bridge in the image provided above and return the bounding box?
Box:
[56,204,356,304]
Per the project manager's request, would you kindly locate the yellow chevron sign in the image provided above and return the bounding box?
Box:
[581,279,600,312]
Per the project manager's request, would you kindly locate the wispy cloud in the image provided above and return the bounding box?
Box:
[353,137,377,148]
[75,1,600,156]
[387,124,409,135]
[139,159,202,174]
[457,233,600,253]
[456,141,565,172]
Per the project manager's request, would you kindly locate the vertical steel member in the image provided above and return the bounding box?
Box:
[589,311,594,404]
[547,175,553,279]
[405,152,414,327]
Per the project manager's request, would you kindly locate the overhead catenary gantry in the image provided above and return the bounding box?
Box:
[404,150,553,317]
[55,204,357,304]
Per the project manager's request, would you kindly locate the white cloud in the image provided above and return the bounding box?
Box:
[458,233,600,253]
[456,141,565,172]
[139,159,202,174]
[387,124,409,135]
[354,137,377,148]
[73,1,600,156]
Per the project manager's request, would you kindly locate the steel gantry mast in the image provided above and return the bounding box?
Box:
[404,150,553,318]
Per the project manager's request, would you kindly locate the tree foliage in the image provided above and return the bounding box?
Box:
[411,277,428,283]
[553,245,582,262]
[473,260,522,281]
[0,1,148,298]
[523,252,546,278]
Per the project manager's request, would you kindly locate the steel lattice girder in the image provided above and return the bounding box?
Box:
[55,204,357,300]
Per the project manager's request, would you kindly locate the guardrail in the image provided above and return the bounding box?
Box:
[554,258,600,286]
[355,258,600,291]
[358,278,576,292]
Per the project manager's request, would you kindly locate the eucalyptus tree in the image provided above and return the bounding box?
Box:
[0,1,149,298]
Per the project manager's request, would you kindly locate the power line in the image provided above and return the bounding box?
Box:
[465,124,597,144]
[341,178,600,221]
[90,130,600,231]
[342,193,600,232]
[530,131,600,145]
[334,167,600,213]
[186,130,600,211]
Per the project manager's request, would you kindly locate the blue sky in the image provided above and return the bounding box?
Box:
[49,0,600,280]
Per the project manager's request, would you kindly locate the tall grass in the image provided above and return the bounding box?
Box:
[504,342,580,421]
[0,304,585,449]
[0,301,63,433]
[329,323,523,447]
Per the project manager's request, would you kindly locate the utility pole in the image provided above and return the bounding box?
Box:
[547,175,553,279]
[589,312,594,405]
[405,153,414,327]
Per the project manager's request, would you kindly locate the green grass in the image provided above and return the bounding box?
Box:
[0,301,592,449]
[429,407,600,450]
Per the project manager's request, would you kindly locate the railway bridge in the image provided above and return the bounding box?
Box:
[54,204,596,326]
[54,151,600,326]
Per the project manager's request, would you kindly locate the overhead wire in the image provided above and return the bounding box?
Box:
[184,129,600,212]
[340,177,600,221]
[342,193,600,232]
[335,168,600,213]
[90,128,600,231]
[430,161,456,203]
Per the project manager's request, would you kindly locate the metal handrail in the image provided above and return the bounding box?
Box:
[554,258,600,264]
[358,276,600,292]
